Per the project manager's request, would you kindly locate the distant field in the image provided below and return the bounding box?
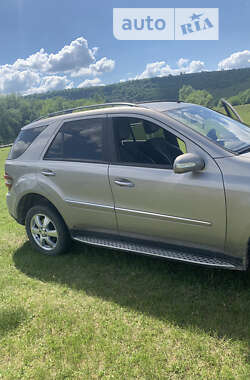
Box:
[216,103,250,125]
[235,104,250,124]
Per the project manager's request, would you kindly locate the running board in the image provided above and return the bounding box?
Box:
[72,234,242,270]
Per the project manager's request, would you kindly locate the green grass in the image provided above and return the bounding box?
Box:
[234,104,250,125]
[216,103,250,125]
[1,147,250,379]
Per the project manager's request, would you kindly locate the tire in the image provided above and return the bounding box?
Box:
[25,205,71,256]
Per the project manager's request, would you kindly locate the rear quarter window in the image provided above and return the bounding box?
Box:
[8,125,47,160]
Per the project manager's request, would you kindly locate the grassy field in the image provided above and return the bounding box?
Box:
[0,147,250,379]
[216,103,250,125]
[234,104,250,124]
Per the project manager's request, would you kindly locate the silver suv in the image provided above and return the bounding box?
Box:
[5,101,250,271]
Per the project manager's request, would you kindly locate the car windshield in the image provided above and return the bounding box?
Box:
[166,105,250,153]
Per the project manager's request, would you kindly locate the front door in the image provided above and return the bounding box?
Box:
[108,115,226,253]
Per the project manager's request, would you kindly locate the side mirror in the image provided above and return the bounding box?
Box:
[173,153,205,174]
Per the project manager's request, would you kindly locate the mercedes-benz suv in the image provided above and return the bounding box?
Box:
[5,101,250,271]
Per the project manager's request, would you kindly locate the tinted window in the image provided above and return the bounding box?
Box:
[45,118,104,162]
[8,125,47,160]
[113,117,186,167]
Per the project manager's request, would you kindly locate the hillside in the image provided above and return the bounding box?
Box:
[28,67,250,104]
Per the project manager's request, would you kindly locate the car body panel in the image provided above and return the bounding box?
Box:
[36,160,117,233]
[109,159,226,253]
[215,153,250,262]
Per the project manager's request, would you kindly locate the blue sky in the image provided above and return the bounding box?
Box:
[0,0,249,94]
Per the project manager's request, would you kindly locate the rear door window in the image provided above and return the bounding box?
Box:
[44,118,105,162]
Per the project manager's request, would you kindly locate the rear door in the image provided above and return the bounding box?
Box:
[108,114,226,253]
[38,115,117,235]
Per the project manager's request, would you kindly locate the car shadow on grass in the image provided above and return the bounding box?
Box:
[13,241,250,345]
[0,307,27,338]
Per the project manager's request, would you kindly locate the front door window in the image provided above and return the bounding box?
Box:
[113,117,186,168]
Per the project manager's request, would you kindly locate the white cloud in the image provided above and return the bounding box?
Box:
[47,38,97,73]
[187,60,205,73]
[132,59,205,80]
[13,49,50,73]
[135,61,166,80]
[0,66,40,93]
[177,58,189,67]
[71,57,115,77]
[93,57,115,74]
[218,50,250,70]
[23,75,73,95]
[0,64,73,95]
[13,37,97,74]
[77,78,103,88]
[0,37,114,94]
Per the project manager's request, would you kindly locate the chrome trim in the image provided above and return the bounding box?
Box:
[65,200,211,226]
[65,199,114,211]
[114,179,135,187]
[41,170,56,177]
[116,207,212,226]
[176,162,196,169]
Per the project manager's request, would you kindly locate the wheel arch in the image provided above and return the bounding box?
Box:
[17,193,66,226]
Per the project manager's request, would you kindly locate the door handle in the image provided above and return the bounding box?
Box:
[114,178,135,187]
[41,169,56,177]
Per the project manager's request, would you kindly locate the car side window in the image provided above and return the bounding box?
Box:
[44,118,104,162]
[112,117,186,168]
[8,125,48,160]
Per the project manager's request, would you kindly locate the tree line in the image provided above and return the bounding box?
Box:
[0,95,105,144]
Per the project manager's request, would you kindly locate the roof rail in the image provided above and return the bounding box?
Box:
[135,99,181,104]
[33,102,139,122]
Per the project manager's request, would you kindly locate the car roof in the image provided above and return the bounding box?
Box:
[22,101,191,130]
[138,101,190,111]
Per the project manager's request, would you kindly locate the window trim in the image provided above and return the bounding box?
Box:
[43,115,110,164]
[110,161,173,170]
[108,114,187,170]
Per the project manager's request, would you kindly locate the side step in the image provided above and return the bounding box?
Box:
[72,233,242,270]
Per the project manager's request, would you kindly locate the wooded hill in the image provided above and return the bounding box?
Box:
[28,67,250,104]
